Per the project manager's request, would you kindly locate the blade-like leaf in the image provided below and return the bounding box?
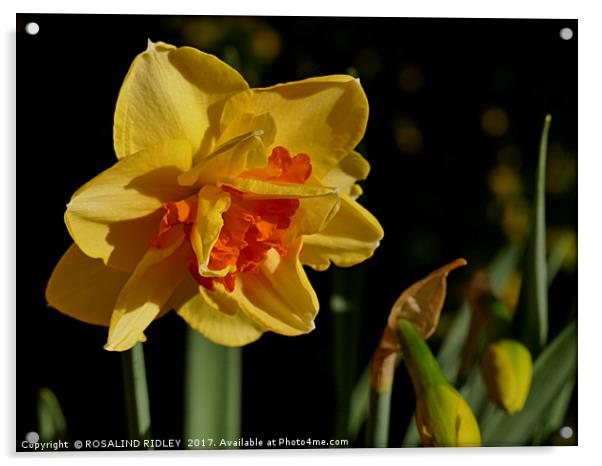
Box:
[481,321,576,445]
[37,387,67,443]
[514,115,551,353]
[348,363,370,440]
[532,378,575,445]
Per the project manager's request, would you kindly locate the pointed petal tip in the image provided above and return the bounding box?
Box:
[103,342,118,352]
[452,257,468,268]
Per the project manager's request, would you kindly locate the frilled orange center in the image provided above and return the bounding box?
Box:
[150,146,312,293]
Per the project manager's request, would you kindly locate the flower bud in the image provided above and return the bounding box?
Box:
[415,384,482,447]
[480,339,532,414]
[398,319,481,447]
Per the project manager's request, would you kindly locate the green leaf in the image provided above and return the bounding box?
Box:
[547,231,573,287]
[480,321,576,445]
[514,115,551,353]
[348,363,370,441]
[37,387,67,443]
[183,328,240,448]
[532,378,575,445]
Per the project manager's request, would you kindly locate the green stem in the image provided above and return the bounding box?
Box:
[331,267,362,439]
[398,320,447,394]
[184,327,241,448]
[121,343,152,443]
[365,387,392,447]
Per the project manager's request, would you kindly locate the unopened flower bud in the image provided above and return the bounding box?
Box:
[398,319,481,447]
[481,339,532,414]
[416,384,482,447]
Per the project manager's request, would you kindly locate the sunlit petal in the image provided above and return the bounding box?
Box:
[105,235,189,351]
[173,276,265,346]
[220,75,369,178]
[233,238,318,335]
[301,193,383,270]
[114,40,248,159]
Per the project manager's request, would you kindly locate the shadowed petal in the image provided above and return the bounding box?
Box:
[46,244,131,326]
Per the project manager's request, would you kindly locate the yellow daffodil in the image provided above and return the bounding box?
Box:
[46,40,383,351]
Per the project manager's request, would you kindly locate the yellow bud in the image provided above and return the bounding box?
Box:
[481,339,533,414]
[415,384,481,447]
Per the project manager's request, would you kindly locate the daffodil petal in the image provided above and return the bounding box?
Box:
[297,192,341,236]
[222,177,336,198]
[178,133,269,188]
[301,193,383,270]
[65,211,163,273]
[321,151,371,194]
[190,185,232,277]
[173,277,265,346]
[46,244,131,326]
[114,40,249,159]
[232,239,318,335]
[216,111,276,149]
[65,139,194,272]
[66,139,193,222]
[219,75,369,178]
[105,235,189,351]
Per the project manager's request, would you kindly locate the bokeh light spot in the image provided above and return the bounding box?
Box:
[481,106,509,137]
[546,144,577,194]
[394,119,424,156]
[252,28,282,61]
[488,164,522,199]
[399,65,425,93]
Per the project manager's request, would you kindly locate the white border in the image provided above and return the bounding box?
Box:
[3,1,601,465]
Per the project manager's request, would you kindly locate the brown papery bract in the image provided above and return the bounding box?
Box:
[370,258,467,390]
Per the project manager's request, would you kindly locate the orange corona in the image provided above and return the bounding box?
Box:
[150,146,312,293]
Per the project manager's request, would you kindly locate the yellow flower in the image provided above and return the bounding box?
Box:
[481,339,533,414]
[46,41,383,351]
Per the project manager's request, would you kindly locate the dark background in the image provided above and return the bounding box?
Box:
[17,15,577,448]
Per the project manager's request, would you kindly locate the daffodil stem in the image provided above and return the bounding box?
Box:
[184,327,241,448]
[121,343,152,444]
[366,352,401,448]
[331,268,362,439]
[365,387,392,447]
